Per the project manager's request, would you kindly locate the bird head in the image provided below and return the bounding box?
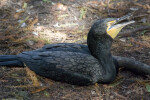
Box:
[106,14,135,39]
[90,13,135,39]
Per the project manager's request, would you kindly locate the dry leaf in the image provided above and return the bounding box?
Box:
[31,87,47,93]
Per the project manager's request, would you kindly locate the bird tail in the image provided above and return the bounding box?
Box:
[0,55,24,67]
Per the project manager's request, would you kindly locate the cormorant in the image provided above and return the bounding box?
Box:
[0,14,136,85]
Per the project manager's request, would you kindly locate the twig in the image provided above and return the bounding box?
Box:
[119,26,150,37]
[113,92,127,99]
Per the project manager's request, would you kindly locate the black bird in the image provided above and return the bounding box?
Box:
[0,14,135,85]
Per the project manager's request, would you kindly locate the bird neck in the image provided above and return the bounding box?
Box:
[87,32,116,82]
[87,32,113,60]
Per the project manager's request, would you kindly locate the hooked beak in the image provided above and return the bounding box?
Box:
[107,13,135,39]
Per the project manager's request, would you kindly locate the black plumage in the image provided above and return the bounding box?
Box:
[0,17,134,85]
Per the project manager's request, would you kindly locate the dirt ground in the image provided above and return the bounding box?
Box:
[0,0,150,100]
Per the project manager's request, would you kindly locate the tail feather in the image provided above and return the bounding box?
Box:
[0,55,23,67]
